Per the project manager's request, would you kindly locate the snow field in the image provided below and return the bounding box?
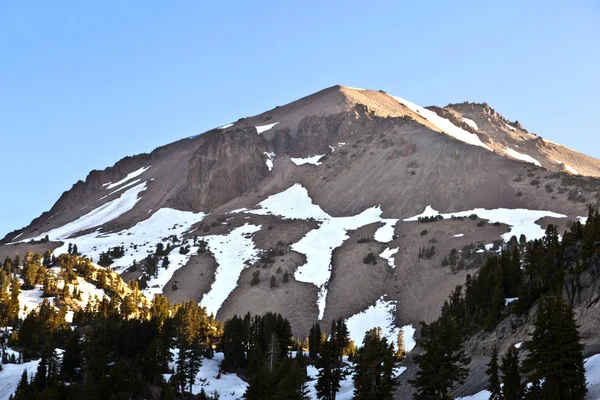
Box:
[25,182,148,242]
[255,122,279,134]
[345,296,415,352]
[238,184,398,319]
[199,224,262,316]
[390,95,492,151]
[462,117,479,130]
[291,155,325,166]
[504,148,541,167]
[0,358,41,400]
[103,166,151,190]
[42,208,207,297]
[165,350,248,399]
[404,206,566,242]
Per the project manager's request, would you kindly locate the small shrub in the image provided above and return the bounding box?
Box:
[477,220,486,227]
[363,252,377,264]
[250,271,260,286]
[420,229,429,236]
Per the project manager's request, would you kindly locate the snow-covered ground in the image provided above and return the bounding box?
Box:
[33,207,206,297]
[504,148,541,167]
[462,117,479,130]
[103,166,151,190]
[345,296,415,352]
[404,206,566,242]
[380,247,399,268]
[255,122,279,134]
[200,224,262,316]
[24,182,148,242]
[565,164,580,175]
[390,95,491,151]
[0,358,41,400]
[17,269,108,319]
[237,184,397,319]
[165,350,248,399]
[307,358,355,400]
[291,155,325,166]
[264,152,275,171]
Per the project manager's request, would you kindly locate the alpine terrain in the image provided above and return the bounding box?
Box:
[2,85,600,399]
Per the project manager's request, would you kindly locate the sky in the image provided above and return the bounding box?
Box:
[0,0,599,238]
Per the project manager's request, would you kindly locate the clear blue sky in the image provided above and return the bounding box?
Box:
[1,0,599,238]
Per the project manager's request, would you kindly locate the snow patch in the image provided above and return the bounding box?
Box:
[218,123,233,130]
[379,247,399,268]
[505,297,518,305]
[255,122,279,134]
[264,152,275,171]
[200,224,261,316]
[104,166,151,190]
[405,206,566,242]
[462,117,478,130]
[165,351,247,399]
[0,358,41,400]
[26,183,147,242]
[291,155,325,166]
[239,184,397,319]
[505,148,541,167]
[453,233,464,237]
[390,95,491,151]
[515,342,523,349]
[345,296,402,350]
[565,164,580,175]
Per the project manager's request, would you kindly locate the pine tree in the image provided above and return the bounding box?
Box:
[522,295,587,399]
[353,328,397,400]
[309,323,322,359]
[486,346,501,400]
[411,312,470,399]
[315,339,339,400]
[500,347,522,400]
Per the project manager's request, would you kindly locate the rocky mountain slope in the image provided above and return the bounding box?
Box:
[2,85,600,397]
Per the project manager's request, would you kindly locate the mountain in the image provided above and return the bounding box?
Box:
[2,85,600,398]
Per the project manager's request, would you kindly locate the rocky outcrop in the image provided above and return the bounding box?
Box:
[186,128,271,209]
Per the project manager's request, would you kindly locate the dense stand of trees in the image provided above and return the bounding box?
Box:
[412,207,600,399]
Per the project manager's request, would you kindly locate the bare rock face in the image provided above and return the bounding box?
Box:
[186,127,271,209]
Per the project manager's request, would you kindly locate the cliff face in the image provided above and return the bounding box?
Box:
[186,127,271,209]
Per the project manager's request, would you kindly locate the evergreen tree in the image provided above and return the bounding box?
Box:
[411,312,470,399]
[309,323,322,359]
[522,295,587,399]
[486,346,501,400]
[500,347,522,400]
[353,328,397,400]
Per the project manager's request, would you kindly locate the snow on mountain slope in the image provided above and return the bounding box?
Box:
[291,155,325,166]
[405,206,566,241]
[380,247,399,268]
[390,95,492,151]
[0,358,41,400]
[255,122,279,134]
[462,117,479,130]
[36,208,207,297]
[165,350,248,399]
[504,148,542,167]
[103,166,151,190]
[24,182,148,242]
[200,224,262,316]
[345,296,411,351]
[239,184,397,319]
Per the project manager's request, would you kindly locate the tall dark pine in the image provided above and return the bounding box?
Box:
[410,312,471,399]
[500,347,522,400]
[486,346,501,400]
[522,295,587,399]
[353,328,397,400]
